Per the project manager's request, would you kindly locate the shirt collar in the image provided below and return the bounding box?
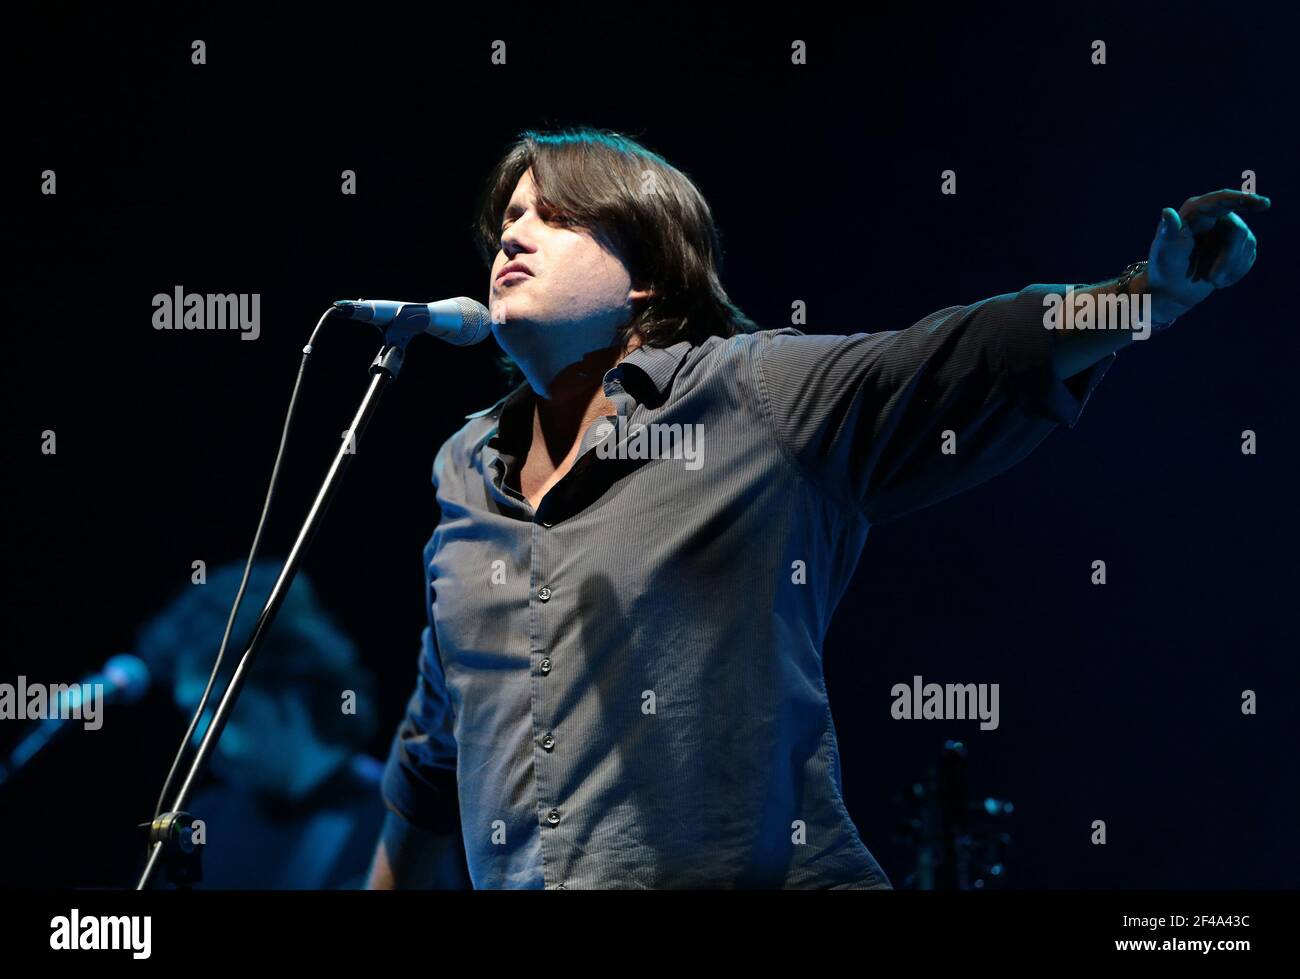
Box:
[613,339,693,400]
[463,339,694,421]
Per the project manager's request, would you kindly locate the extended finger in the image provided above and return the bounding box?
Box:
[1179,190,1271,231]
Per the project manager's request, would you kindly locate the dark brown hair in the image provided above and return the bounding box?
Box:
[474,127,758,351]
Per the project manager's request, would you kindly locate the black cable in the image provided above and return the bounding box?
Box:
[148,307,337,831]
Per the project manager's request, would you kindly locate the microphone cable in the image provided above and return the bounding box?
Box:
[146,306,337,835]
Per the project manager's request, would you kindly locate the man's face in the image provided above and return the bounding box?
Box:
[489,168,649,396]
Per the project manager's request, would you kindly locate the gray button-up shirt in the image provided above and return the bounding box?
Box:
[381,282,1112,888]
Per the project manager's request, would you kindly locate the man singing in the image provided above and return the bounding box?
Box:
[366,127,1268,889]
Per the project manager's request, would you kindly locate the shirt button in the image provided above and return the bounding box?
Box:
[541,733,555,751]
[546,808,560,825]
[539,657,552,674]
[538,586,552,602]
[541,520,553,528]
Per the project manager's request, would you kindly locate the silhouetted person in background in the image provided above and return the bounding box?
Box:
[136,561,386,889]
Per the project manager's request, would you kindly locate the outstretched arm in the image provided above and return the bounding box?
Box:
[746,188,1270,524]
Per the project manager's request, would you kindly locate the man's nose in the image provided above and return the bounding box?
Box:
[501,231,526,259]
[500,221,538,258]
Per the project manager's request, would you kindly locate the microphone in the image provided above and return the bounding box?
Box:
[0,654,151,786]
[333,297,493,347]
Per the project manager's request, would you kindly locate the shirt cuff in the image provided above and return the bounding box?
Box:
[380,725,463,835]
[994,282,1116,429]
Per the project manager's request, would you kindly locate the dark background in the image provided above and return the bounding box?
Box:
[5,3,1297,888]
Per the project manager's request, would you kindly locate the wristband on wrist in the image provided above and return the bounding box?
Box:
[1118,260,1178,333]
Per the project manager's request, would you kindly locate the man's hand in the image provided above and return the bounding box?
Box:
[1144,189,1271,324]
[366,810,472,889]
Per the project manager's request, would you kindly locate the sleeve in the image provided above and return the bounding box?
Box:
[750,282,1114,524]
[380,552,463,836]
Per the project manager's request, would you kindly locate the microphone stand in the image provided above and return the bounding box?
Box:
[136,340,407,890]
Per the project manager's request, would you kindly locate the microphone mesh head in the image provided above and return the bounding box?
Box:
[453,298,493,346]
